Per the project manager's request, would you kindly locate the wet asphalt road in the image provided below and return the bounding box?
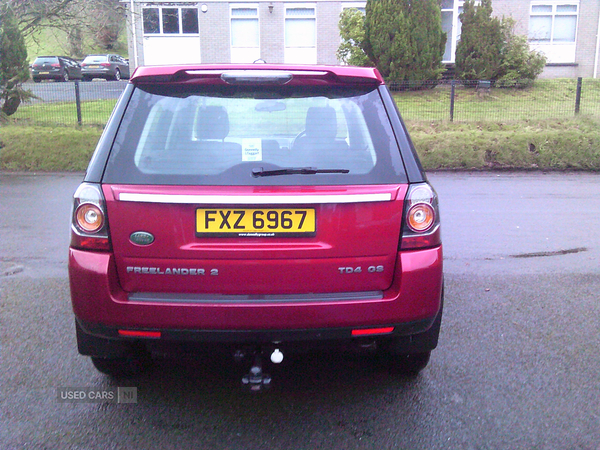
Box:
[1,171,600,449]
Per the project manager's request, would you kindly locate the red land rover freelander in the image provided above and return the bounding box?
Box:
[69,64,443,387]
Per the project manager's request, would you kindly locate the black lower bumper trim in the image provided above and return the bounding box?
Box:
[77,316,436,345]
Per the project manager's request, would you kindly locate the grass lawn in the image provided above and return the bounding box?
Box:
[9,99,117,127]
[393,78,600,122]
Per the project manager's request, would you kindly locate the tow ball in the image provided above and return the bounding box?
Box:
[238,348,284,392]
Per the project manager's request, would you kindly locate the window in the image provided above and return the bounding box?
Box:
[285,6,316,48]
[231,8,259,48]
[284,4,317,63]
[162,8,179,34]
[142,7,199,35]
[441,0,465,63]
[342,2,366,14]
[529,3,578,43]
[528,2,578,63]
[230,5,260,63]
[143,8,160,34]
[182,8,199,34]
[105,84,406,186]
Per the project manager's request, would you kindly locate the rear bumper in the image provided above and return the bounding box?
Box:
[69,246,443,340]
[31,72,62,80]
[82,69,112,78]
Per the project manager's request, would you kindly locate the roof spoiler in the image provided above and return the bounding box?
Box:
[130,65,384,86]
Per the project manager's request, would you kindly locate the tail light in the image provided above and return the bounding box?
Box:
[51,63,60,67]
[70,183,111,251]
[400,183,441,250]
[101,63,111,67]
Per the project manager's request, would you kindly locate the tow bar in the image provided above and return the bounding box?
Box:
[238,347,284,392]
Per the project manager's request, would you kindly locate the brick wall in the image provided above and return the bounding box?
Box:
[575,0,600,77]
[200,3,231,63]
[260,2,285,64]
[317,2,343,65]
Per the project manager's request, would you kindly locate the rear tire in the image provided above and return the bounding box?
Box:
[91,353,150,378]
[113,68,121,81]
[62,71,69,82]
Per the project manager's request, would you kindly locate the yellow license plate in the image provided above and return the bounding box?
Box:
[196,208,316,237]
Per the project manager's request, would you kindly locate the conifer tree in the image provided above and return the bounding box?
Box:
[0,4,31,116]
[362,0,445,87]
[455,0,504,82]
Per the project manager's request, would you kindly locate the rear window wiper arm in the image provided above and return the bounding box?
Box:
[252,167,350,177]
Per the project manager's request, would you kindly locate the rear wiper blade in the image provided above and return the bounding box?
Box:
[252,167,350,177]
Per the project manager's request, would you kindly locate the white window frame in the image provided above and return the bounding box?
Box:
[142,6,200,36]
[230,4,260,63]
[528,1,579,44]
[528,1,579,63]
[284,3,317,64]
[441,0,467,64]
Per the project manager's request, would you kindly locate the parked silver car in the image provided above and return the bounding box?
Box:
[81,54,130,81]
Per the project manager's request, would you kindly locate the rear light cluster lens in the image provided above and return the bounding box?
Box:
[76,203,104,232]
[407,203,435,232]
[71,183,111,251]
[401,183,441,250]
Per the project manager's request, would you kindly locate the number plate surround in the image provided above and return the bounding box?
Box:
[196,208,316,237]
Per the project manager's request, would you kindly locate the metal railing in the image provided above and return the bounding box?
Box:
[5,77,600,127]
[392,77,600,122]
[9,80,127,127]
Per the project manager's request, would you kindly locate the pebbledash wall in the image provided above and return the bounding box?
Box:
[123,0,600,79]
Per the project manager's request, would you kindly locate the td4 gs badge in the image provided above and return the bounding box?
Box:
[338,265,384,274]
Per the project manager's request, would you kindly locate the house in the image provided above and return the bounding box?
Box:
[124,0,600,78]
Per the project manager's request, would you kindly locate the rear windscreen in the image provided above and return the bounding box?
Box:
[102,84,407,186]
[34,57,59,65]
[83,56,108,63]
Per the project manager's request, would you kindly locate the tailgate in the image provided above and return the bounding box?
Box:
[104,184,407,295]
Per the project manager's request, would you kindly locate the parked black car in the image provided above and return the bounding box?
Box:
[81,54,130,81]
[30,56,83,82]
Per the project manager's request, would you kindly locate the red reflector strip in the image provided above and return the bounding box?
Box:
[118,330,161,338]
[351,327,394,336]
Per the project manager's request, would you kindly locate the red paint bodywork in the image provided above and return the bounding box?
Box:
[69,182,443,332]
[69,64,444,343]
[69,246,443,331]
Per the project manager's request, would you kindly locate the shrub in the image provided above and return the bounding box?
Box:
[497,20,547,87]
[337,8,371,67]
[456,0,546,86]
[362,0,446,87]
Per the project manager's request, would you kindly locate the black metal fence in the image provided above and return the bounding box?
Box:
[391,77,600,122]
[9,80,127,127]
[6,77,600,127]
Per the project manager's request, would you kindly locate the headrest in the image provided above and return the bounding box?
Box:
[305,106,337,139]
[197,106,229,140]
